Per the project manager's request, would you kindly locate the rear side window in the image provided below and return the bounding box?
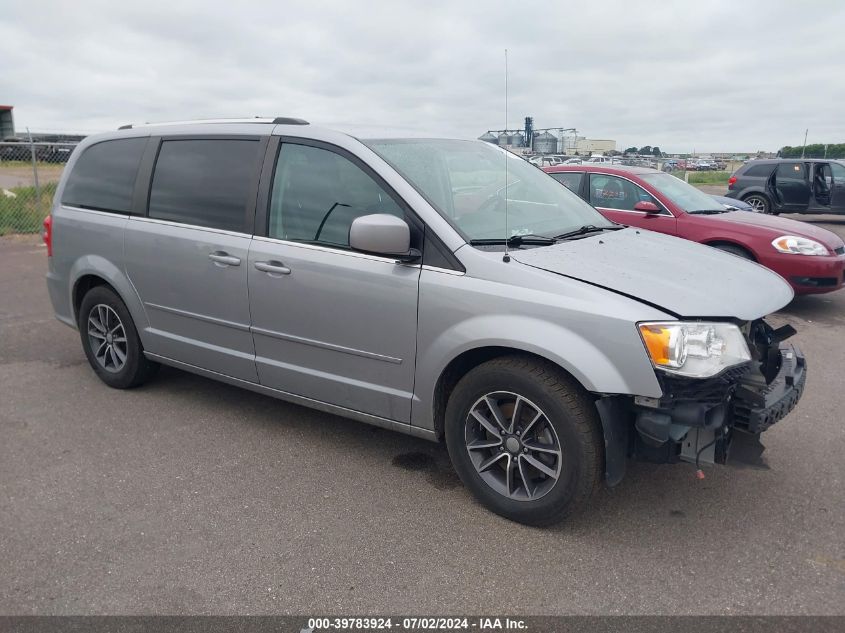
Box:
[61,138,147,213]
[148,139,260,232]
[743,164,775,178]
[775,162,806,180]
[549,172,583,193]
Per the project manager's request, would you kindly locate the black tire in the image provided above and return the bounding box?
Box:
[742,193,776,214]
[713,243,755,260]
[445,355,603,526]
[78,285,159,389]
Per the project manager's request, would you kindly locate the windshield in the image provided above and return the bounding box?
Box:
[364,139,613,241]
[640,172,726,212]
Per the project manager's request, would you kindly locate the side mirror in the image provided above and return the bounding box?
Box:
[633,200,661,214]
[349,214,420,262]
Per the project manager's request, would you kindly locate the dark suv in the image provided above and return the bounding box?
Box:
[725,158,845,215]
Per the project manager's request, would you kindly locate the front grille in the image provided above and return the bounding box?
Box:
[656,364,750,406]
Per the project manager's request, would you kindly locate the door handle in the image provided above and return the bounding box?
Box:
[254,260,291,275]
[209,252,241,267]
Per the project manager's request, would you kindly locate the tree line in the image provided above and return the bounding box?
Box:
[623,146,662,156]
[778,143,845,159]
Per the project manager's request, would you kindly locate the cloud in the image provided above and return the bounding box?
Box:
[1,0,844,152]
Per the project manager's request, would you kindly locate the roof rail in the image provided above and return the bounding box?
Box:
[116,117,309,130]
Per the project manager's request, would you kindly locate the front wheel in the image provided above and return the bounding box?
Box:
[445,356,603,526]
[79,286,159,389]
[713,243,754,260]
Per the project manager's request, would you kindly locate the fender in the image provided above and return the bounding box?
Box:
[410,313,663,432]
[69,254,151,343]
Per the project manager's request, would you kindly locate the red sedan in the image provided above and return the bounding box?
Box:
[543,165,845,295]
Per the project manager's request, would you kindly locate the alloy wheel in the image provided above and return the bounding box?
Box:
[465,391,563,501]
[745,196,768,213]
[87,304,128,373]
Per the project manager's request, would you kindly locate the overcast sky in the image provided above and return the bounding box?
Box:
[2,0,844,152]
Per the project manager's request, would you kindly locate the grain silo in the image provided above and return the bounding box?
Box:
[478,132,498,145]
[533,131,557,154]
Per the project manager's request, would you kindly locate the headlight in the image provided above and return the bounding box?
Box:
[772,235,828,256]
[638,322,751,378]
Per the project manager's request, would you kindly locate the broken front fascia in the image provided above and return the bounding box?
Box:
[596,319,806,485]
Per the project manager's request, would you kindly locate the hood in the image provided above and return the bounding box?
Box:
[714,211,845,249]
[512,228,794,320]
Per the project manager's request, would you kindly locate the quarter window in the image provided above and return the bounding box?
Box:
[549,172,583,193]
[61,138,147,213]
[148,139,260,232]
[268,143,403,247]
[588,174,659,211]
[743,164,776,177]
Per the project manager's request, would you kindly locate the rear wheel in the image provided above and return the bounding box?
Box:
[743,193,775,214]
[445,356,603,526]
[79,286,159,389]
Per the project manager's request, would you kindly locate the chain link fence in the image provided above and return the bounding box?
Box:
[0,141,76,235]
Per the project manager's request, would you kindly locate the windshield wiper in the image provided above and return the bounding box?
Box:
[553,225,622,240]
[469,233,557,247]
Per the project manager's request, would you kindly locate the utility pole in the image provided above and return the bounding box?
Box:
[801,129,808,158]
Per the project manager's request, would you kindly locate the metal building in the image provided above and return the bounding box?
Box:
[478,132,498,145]
[0,106,14,139]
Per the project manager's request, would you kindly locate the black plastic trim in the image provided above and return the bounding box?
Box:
[272,117,309,125]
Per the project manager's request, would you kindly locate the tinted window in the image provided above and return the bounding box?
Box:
[61,138,147,212]
[831,162,845,183]
[148,139,259,232]
[550,172,583,193]
[268,143,403,247]
[743,164,775,178]
[775,162,806,180]
[589,174,658,211]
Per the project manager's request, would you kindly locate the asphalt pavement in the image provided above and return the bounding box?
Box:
[1,219,844,615]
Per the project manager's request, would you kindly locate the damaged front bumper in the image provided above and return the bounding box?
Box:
[597,323,807,485]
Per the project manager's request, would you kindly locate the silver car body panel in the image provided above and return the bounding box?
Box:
[248,236,421,422]
[124,216,258,382]
[47,123,795,439]
[513,228,794,320]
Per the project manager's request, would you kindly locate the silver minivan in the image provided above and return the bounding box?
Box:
[45,118,806,525]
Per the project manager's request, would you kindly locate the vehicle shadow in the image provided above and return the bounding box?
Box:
[140,365,774,536]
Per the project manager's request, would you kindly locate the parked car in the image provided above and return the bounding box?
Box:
[46,119,806,526]
[544,164,845,294]
[711,194,755,212]
[725,158,845,215]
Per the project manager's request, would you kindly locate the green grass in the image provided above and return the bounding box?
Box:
[671,170,731,185]
[0,182,56,235]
